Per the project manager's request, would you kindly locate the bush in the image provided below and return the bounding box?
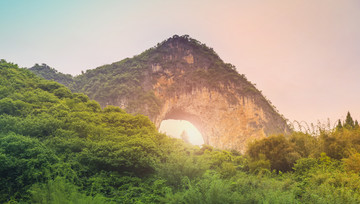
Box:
[343,152,360,173]
[247,135,301,172]
[30,177,110,204]
[0,133,59,202]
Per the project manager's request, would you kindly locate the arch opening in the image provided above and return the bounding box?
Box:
[159,119,204,146]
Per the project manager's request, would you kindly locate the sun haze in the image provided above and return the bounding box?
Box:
[159,120,204,146]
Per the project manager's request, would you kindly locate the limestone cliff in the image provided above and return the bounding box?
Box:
[30,35,290,152]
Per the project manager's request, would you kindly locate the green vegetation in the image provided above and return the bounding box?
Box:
[29,63,75,90]
[4,59,360,203]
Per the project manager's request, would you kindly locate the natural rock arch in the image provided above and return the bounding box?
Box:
[32,35,290,152]
[158,106,207,143]
[152,86,288,152]
[96,35,290,152]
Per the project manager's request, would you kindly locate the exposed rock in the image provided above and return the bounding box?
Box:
[152,64,162,73]
[183,53,194,64]
[152,83,288,153]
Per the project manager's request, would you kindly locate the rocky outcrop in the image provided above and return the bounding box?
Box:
[149,64,289,152]
[30,35,290,152]
[118,35,289,152]
[153,87,285,152]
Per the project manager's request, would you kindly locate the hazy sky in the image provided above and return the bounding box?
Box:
[1,0,360,125]
[159,120,204,146]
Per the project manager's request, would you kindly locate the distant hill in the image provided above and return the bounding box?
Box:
[29,63,75,89]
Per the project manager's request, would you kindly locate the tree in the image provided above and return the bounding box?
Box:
[355,120,359,129]
[0,133,59,202]
[180,130,190,144]
[53,87,72,99]
[336,119,343,130]
[343,152,360,173]
[247,135,301,172]
[289,132,318,157]
[345,111,355,129]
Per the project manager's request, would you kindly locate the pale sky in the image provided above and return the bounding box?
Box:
[1,0,360,126]
[159,120,204,146]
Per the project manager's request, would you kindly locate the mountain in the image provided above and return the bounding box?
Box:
[30,35,290,152]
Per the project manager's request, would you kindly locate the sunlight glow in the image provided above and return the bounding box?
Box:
[159,119,204,146]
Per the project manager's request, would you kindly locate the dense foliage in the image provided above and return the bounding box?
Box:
[2,60,360,203]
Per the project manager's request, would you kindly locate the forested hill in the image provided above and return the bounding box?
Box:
[29,35,282,121]
[29,35,290,152]
[3,59,360,203]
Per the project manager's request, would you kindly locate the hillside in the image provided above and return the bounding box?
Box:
[30,35,290,152]
[0,60,170,202]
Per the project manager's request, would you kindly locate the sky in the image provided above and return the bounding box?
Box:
[159,120,204,146]
[1,0,360,127]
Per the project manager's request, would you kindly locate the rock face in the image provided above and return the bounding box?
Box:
[30,35,290,152]
[154,87,286,152]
